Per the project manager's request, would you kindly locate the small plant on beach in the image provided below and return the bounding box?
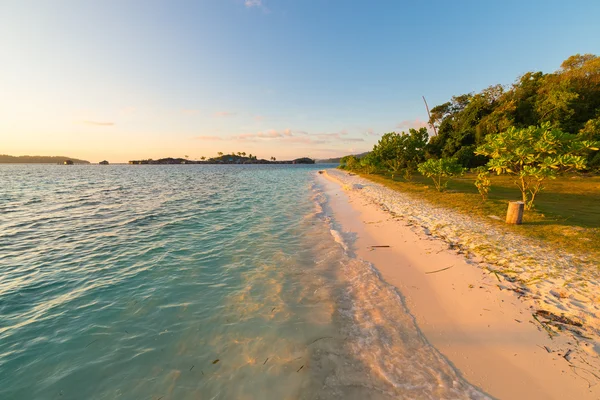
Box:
[476,123,599,209]
[474,166,492,200]
[417,157,465,192]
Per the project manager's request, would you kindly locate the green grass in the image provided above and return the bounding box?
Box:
[355,171,600,258]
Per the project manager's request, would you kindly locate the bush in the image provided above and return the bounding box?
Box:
[474,166,492,200]
[417,158,465,192]
[453,145,488,168]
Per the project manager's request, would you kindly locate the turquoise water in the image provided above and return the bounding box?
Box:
[0,165,486,399]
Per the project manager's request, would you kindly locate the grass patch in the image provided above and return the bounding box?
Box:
[356,171,600,258]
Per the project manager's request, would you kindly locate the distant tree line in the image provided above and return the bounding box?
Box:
[0,155,90,164]
[340,54,600,209]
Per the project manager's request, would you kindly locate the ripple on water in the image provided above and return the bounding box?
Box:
[0,165,487,399]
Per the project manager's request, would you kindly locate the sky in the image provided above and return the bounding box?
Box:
[1,0,600,163]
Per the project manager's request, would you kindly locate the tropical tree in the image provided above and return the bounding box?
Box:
[359,152,381,174]
[339,155,360,170]
[476,123,599,209]
[372,128,428,180]
[200,156,206,161]
[417,158,465,192]
[217,152,223,157]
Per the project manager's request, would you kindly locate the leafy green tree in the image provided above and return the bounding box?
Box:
[339,155,360,170]
[359,152,380,174]
[372,128,428,180]
[476,123,599,209]
[579,117,600,170]
[417,158,465,192]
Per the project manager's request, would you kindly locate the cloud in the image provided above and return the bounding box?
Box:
[244,0,262,7]
[363,128,377,136]
[81,120,115,126]
[340,137,365,143]
[396,118,429,130]
[194,128,363,146]
[214,111,237,117]
[194,135,223,141]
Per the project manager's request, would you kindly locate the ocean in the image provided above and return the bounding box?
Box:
[0,164,486,399]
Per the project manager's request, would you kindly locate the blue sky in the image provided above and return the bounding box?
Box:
[2,0,599,162]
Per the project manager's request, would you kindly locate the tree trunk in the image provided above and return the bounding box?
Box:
[506,201,524,224]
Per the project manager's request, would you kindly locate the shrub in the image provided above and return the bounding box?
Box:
[474,166,492,200]
[417,158,465,192]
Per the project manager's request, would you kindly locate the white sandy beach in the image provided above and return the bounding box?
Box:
[319,169,600,400]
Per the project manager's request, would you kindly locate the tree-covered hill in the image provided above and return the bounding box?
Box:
[0,155,90,164]
[426,53,600,169]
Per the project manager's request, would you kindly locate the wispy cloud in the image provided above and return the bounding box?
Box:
[193,128,362,146]
[80,120,115,126]
[244,0,262,7]
[363,128,378,136]
[340,137,365,143]
[214,111,237,117]
[396,118,429,130]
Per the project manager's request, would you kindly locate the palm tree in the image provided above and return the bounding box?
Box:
[237,152,242,156]
[218,152,223,157]
[248,153,253,159]
[201,156,206,161]
[242,152,246,157]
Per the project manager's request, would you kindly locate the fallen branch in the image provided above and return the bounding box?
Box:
[425,265,454,275]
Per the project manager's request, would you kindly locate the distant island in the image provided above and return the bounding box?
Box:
[0,154,90,164]
[128,155,315,165]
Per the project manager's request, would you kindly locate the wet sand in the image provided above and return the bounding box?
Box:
[319,170,600,400]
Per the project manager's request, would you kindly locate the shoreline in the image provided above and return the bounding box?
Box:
[318,169,600,399]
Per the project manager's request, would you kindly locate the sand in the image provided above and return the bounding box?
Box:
[319,169,600,400]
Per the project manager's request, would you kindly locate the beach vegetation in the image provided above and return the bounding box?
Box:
[359,172,600,258]
[371,128,428,180]
[475,123,599,209]
[474,167,492,200]
[417,158,465,191]
[359,152,381,174]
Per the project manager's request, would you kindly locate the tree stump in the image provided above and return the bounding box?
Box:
[506,201,524,224]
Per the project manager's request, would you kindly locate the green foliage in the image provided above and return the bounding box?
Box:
[579,117,600,170]
[417,158,465,192]
[474,166,492,200]
[453,145,488,168]
[428,54,600,161]
[372,128,428,179]
[339,155,360,170]
[359,152,381,174]
[476,123,600,209]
